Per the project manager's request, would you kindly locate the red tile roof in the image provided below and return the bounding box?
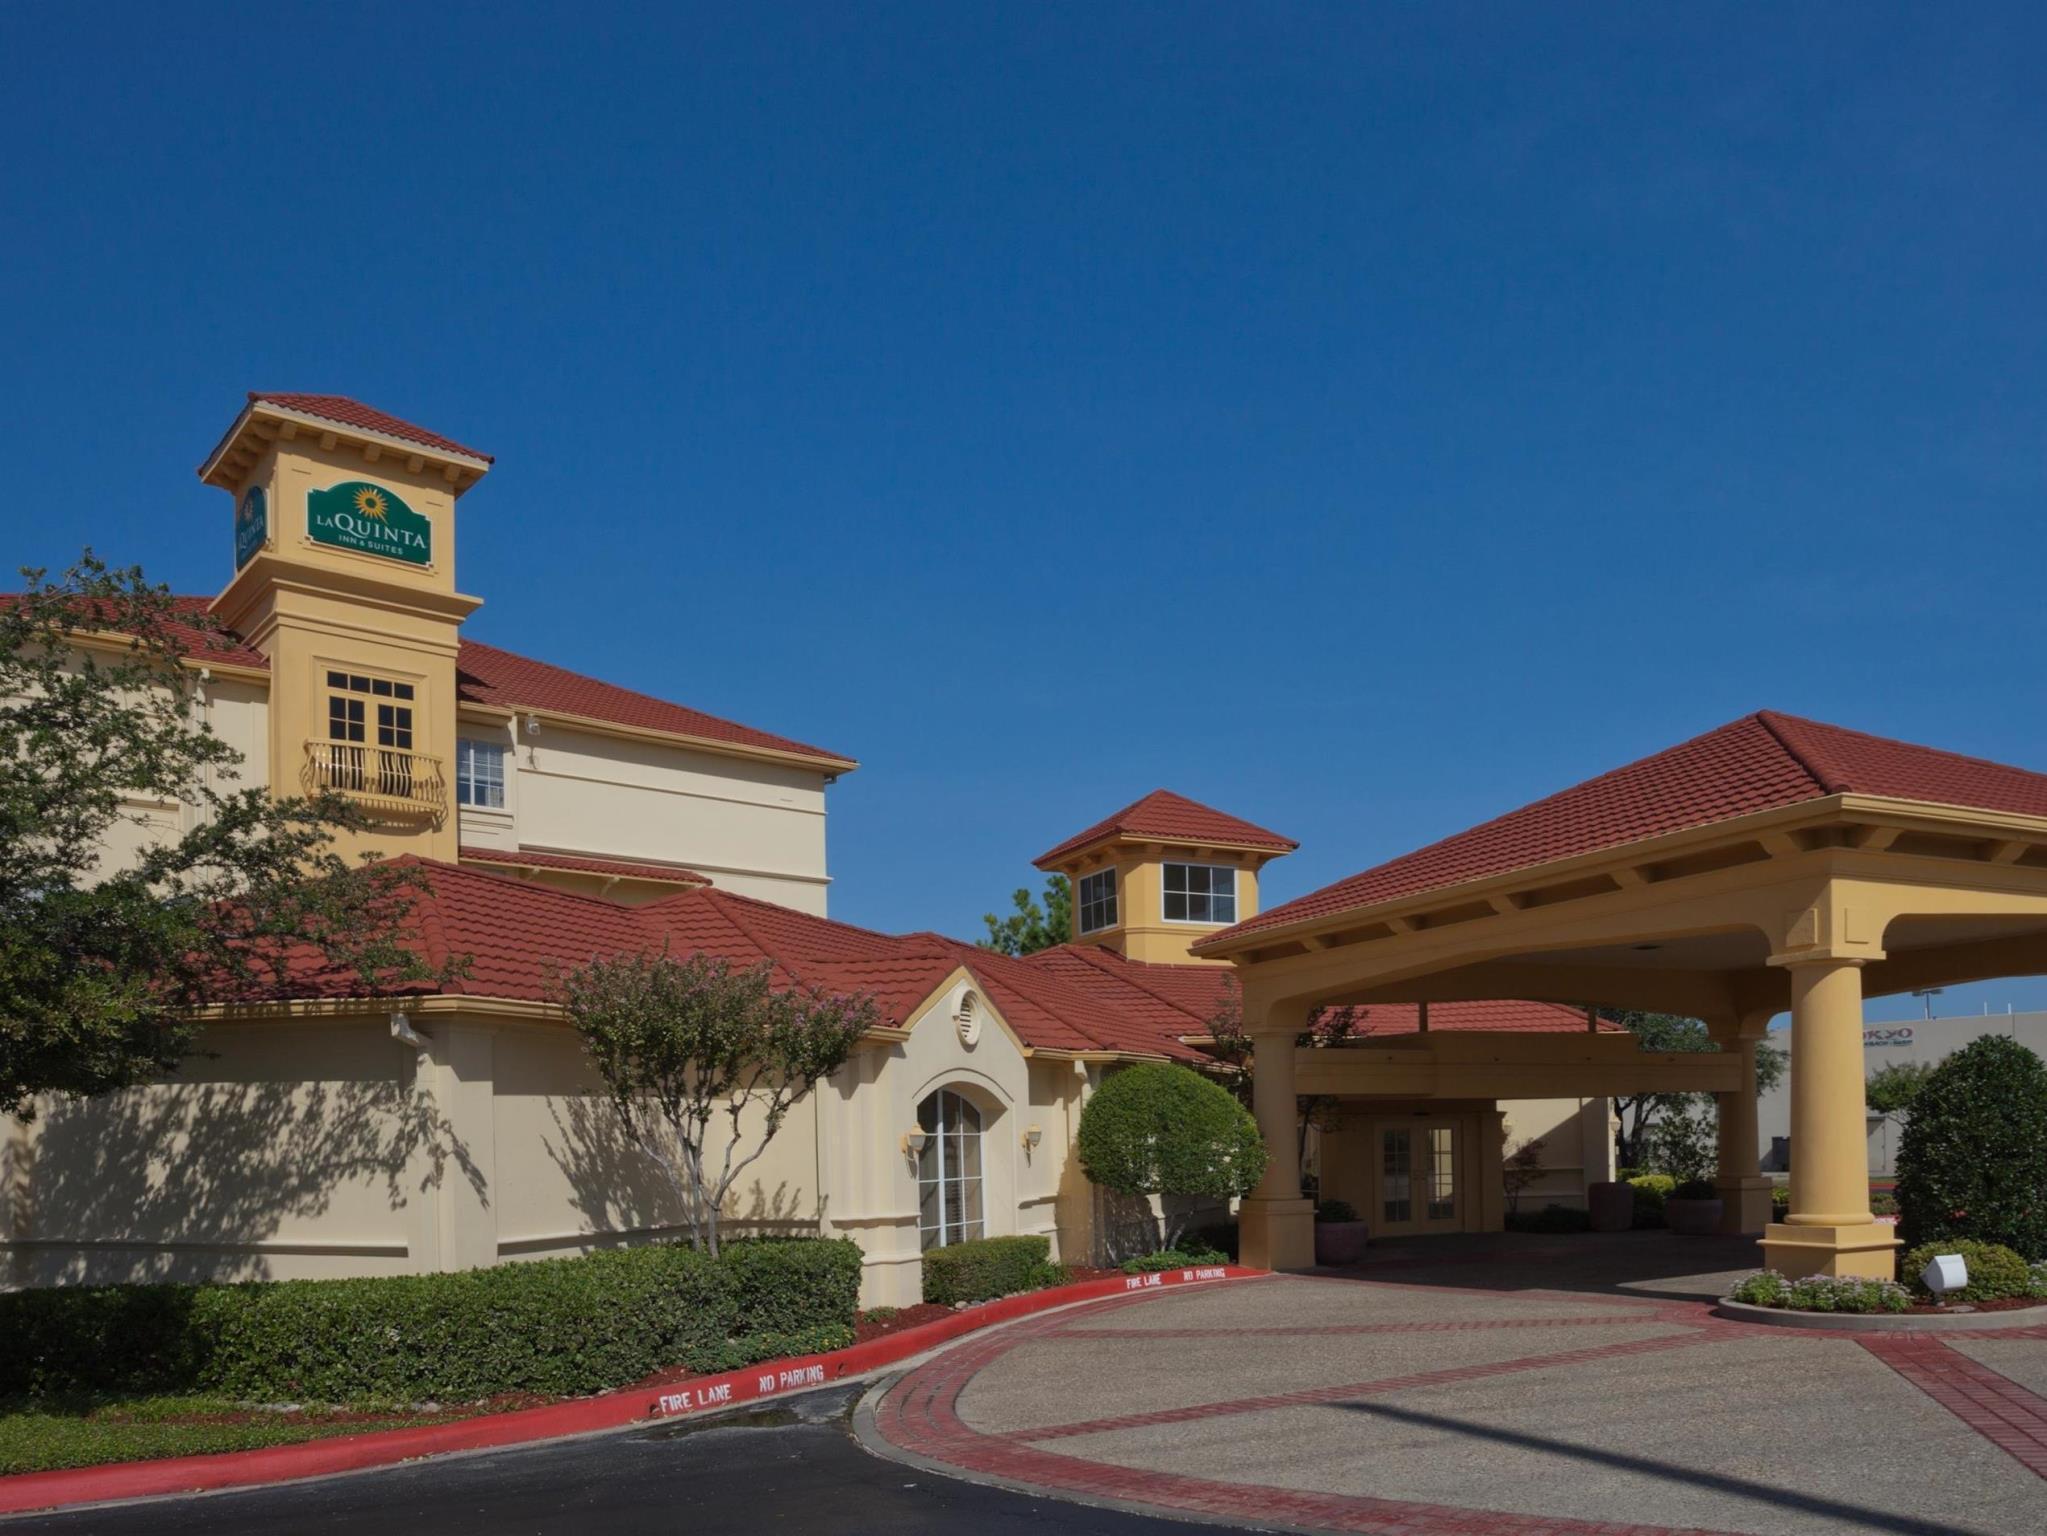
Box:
[129,601,853,767]
[1212,710,2047,944]
[238,860,1619,1057]
[455,640,853,766]
[458,846,710,887]
[246,392,493,463]
[1034,789,1297,867]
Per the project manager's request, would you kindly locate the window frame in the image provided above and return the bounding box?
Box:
[1076,867,1119,935]
[916,1088,986,1251]
[1160,861,1238,926]
[455,737,508,810]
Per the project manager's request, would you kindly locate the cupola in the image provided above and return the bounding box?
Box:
[1032,789,1296,964]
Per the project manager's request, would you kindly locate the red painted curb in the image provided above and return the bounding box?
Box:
[0,1263,1259,1516]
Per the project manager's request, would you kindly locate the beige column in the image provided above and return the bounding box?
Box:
[1759,959,1898,1278]
[1237,1005,1314,1271]
[1712,1015,1775,1235]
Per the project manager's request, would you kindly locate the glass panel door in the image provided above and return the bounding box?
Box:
[1425,1125,1457,1223]
[1380,1127,1413,1226]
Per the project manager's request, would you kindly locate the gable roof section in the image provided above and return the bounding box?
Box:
[1034,789,1297,867]
[244,392,493,464]
[455,640,854,768]
[1211,711,2047,945]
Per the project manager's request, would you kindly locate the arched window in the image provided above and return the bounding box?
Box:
[917,1088,984,1250]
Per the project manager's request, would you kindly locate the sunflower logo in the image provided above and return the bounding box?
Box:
[352,486,390,520]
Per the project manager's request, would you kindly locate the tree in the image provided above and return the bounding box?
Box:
[1895,1035,2047,1257]
[979,875,1071,956]
[1076,1062,1267,1250]
[560,949,878,1255]
[1,552,448,1116]
[1867,1060,1936,1131]
[1201,974,1362,1179]
[1605,1010,1785,1168]
[1502,1136,1547,1216]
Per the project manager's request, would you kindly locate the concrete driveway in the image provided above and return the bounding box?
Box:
[867,1232,2047,1536]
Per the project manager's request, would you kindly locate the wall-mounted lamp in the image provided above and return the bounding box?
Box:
[1022,1124,1043,1151]
[901,1128,929,1159]
[523,713,542,738]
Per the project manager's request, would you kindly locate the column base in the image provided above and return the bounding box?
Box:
[1759,1221,1900,1280]
[1238,1197,1314,1272]
[1716,1176,1776,1236]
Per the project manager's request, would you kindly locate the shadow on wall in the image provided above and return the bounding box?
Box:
[6,1073,483,1286]
[541,1096,818,1251]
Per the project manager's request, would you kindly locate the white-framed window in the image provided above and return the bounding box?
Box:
[1077,868,1118,934]
[455,738,507,809]
[917,1089,984,1250]
[1162,862,1237,924]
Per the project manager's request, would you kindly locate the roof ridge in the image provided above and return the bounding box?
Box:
[1752,710,1848,795]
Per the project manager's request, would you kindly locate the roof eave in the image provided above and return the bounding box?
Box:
[198,400,494,490]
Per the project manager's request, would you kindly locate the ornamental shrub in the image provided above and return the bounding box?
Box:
[1899,1239,2033,1303]
[1076,1063,1267,1248]
[1628,1174,1671,1229]
[1730,1270,1909,1314]
[1315,1199,1359,1224]
[1504,1203,1592,1234]
[1120,1246,1229,1274]
[1895,1036,2047,1258]
[921,1235,1065,1305]
[0,1237,861,1402]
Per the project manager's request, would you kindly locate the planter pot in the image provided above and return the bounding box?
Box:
[1314,1220,1370,1266]
[1664,1197,1724,1236]
[1586,1181,1634,1234]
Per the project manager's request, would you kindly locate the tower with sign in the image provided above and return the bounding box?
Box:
[201,393,493,863]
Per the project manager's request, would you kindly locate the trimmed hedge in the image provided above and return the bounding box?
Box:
[0,1237,862,1404]
[922,1236,1063,1305]
[1120,1246,1228,1274]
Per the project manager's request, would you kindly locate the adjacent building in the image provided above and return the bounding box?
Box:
[1757,1010,2047,1177]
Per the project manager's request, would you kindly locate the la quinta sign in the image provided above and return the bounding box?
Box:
[308,481,432,566]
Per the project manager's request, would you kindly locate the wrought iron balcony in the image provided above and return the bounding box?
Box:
[303,739,447,820]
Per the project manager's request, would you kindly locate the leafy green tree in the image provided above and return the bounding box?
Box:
[560,950,878,1255]
[1605,1010,1785,1168]
[1077,1062,1267,1250]
[1,553,449,1117]
[979,874,1071,955]
[1895,1036,2047,1257]
[1867,1060,1936,1132]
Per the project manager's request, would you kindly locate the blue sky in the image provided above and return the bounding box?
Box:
[4,5,2043,1021]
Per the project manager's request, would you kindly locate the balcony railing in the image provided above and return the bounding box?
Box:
[303,740,447,820]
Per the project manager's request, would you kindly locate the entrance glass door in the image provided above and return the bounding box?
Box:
[1378,1122,1460,1235]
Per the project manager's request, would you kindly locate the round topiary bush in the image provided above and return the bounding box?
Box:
[1895,1036,2047,1258]
[1077,1063,1267,1246]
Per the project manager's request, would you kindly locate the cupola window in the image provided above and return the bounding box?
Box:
[1077,868,1118,934]
[1162,862,1237,924]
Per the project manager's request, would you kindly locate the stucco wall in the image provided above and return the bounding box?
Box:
[1,1011,827,1289]
[463,718,833,914]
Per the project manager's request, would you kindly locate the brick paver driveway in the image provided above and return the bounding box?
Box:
[865,1233,2047,1536]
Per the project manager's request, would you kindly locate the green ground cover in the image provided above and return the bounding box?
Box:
[0,1394,469,1476]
